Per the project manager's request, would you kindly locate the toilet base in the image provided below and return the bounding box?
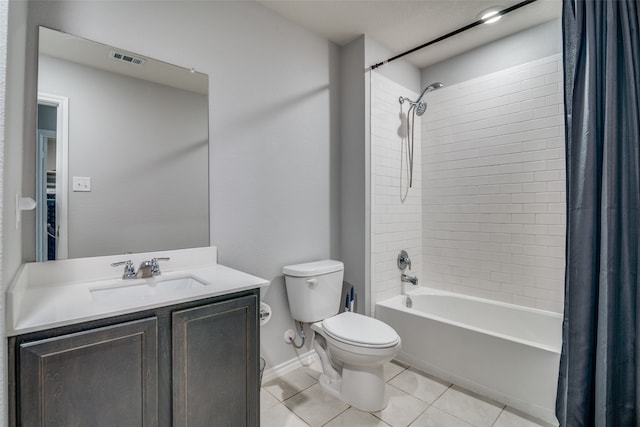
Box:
[314,338,390,412]
[311,319,399,412]
[340,365,389,412]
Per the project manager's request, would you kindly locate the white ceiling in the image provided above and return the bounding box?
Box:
[258,0,562,69]
[39,27,208,94]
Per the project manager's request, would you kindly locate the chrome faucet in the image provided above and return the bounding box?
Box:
[397,250,417,307]
[151,257,170,275]
[111,257,170,279]
[136,260,154,278]
[401,273,418,286]
[137,257,170,278]
[111,260,136,279]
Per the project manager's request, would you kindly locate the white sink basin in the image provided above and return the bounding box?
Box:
[90,276,208,303]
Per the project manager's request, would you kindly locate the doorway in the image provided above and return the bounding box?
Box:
[37,93,68,261]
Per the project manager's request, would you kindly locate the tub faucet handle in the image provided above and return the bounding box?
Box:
[397,250,412,271]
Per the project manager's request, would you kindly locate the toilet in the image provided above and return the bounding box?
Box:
[283,260,401,411]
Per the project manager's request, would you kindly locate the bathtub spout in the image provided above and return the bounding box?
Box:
[401,274,418,286]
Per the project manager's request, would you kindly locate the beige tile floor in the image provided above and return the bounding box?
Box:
[261,360,556,427]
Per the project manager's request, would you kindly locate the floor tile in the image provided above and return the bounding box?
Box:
[283,383,349,427]
[493,407,557,427]
[323,407,392,426]
[261,360,551,427]
[409,406,474,427]
[302,356,324,381]
[261,388,280,413]
[389,368,451,404]
[432,386,504,427]
[260,403,309,427]
[373,384,429,427]
[263,367,317,402]
[383,360,407,382]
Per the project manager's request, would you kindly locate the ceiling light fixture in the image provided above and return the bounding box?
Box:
[370,0,538,70]
[480,7,504,24]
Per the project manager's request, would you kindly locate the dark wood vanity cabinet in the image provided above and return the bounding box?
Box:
[173,296,259,426]
[18,317,159,426]
[8,290,259,427]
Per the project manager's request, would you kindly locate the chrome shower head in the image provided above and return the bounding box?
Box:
[415,101,427,116]
[415,81,444,104]
[399,81,444,116]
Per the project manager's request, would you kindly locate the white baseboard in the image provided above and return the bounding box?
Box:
[261,350,319,384]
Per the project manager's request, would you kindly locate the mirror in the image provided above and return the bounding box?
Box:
[36,27,209,261]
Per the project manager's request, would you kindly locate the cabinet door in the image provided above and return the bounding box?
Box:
[173,294,258,427]
[19,317,158,427]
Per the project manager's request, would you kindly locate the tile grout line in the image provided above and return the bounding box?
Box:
[319,405,351,427]
[414,384,472,427]
[407,402,433,427]
[263,378,317,407]
[489,405,508,427]
[260,387,281,413]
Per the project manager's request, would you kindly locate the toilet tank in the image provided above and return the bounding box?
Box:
[282,260,344,323]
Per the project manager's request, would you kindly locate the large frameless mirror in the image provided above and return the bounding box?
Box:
[36,27,210,261]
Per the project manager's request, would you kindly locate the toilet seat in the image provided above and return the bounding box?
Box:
[322,312,400,349]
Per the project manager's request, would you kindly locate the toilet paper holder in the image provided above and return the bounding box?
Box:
[259,302,272,326]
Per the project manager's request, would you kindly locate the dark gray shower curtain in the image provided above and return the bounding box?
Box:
[556,0,640,426]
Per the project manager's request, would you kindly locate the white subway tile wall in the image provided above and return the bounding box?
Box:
[371,73,423,311]
[421,54,565,313]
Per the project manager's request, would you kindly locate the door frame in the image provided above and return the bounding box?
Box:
[37,93,69,260]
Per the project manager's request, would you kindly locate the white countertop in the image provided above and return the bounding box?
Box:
[6,247,270,336]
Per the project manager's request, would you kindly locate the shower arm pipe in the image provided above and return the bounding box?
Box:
[370,0,538,70]
[400,81,443,106]
[399,96,416,106]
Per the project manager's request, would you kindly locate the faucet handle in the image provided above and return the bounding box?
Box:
[111,260,136,279]
[397,250,412,271]
[151,257,170,276]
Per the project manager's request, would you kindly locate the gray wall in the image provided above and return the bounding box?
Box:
[38,55,209,258]
[14,0,342,369]
[340,36,366,313]
[4,0,26,289]
[421,19,562,86]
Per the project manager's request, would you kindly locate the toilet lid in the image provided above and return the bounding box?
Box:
[322,312,399,348]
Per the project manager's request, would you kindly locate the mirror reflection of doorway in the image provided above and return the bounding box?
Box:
[37,93,69,261]
[36,125,56,261]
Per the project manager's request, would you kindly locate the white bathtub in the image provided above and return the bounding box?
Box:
[376,288,561,425]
